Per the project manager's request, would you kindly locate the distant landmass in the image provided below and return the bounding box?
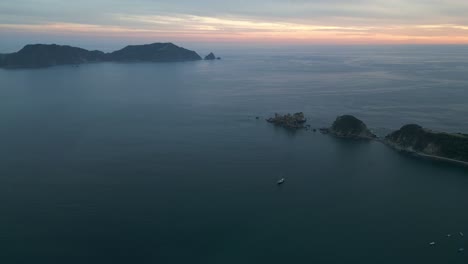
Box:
[108,43,201,62]
[0,43,208,68]
[0,44,105,68]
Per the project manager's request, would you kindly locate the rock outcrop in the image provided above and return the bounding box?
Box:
[264,112,468,165]
[324,115,376,139]
[0,43,202,68]
[204,52,216,60]
[266,112,306,129]
[385,124,468,163]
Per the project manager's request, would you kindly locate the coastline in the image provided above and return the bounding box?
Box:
[319,128,376,140]
[380,139,468,167]
[320,132,468,167]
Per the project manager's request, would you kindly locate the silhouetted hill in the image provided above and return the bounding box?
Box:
[0,44,105,68]
[108,43,201,62]
[0,43,203,68]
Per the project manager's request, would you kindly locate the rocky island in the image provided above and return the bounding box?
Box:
[204,52,221,60]
[321,115,376,139]
[0,43,203,68]
[385,124,468,164]
[266,112,306,129]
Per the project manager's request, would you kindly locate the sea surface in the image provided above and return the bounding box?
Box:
[1,45,468,263]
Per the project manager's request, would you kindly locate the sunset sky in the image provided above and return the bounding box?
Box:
[2,0,468,51]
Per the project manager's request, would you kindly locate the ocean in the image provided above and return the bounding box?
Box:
[1,45,468,263]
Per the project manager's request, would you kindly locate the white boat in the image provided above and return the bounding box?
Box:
[277,178,285,185]
[429,242,436,246]
[460,232,464,237]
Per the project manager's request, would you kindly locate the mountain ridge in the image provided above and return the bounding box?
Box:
[0,43,203,68]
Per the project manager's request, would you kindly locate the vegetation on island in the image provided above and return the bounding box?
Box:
[385,124,468,162]
[322,115,376,139]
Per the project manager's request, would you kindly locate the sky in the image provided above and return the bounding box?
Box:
[2,0,468,51]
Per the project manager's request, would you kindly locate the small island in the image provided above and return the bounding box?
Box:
[0,43,203,68]
[204,52,216,60]
[266,112,306,129]
[321,115,376,139]
[385,124,468,164]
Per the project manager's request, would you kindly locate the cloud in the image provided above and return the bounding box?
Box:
[116,14,377,32]
[2,0,468,45]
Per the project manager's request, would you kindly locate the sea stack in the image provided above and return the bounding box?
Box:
[204,52,217,60]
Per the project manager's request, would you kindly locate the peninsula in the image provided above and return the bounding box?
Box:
[385,124,468,164]
[0,43,203,68]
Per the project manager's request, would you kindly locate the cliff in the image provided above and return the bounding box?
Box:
[324,115,376,139]
[385,124,468,163]
[0,43,202,68]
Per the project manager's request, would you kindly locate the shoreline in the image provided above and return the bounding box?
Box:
[380,139,468,167]
[320,134,468,167]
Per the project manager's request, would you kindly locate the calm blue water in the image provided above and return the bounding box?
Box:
[1,46,468,263]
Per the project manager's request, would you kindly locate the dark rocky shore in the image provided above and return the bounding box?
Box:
[385,124,468,164]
